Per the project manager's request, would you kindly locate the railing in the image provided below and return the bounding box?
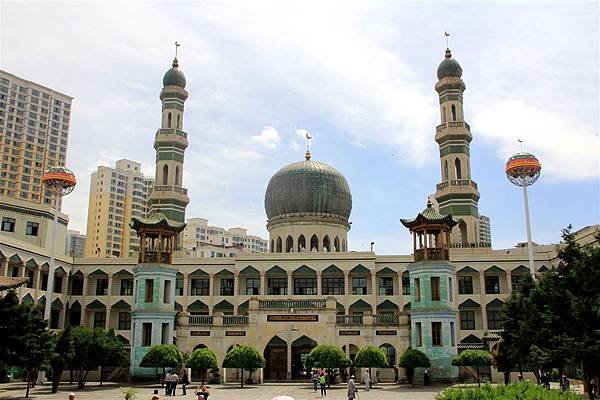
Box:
[189,315,213,326]
[150,185,188,195]
[258,299,326,309]
[336,315,364,325]
[449,242,492,248]
[156,128,187,138]
[435,121,471,133]
[436,179,478,191]
[374,314,400,326]
[140,250,171,264]
[223,316,249,325]
[415,247,449,262]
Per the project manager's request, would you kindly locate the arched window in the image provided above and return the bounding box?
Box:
[334,237,340,252]
[442,106,446,123]
[167,112,172,128]
[177,115,181,129]
[323,235,331,252]
[310,235,318,252]
[297,235,306,252]
[175,166,180,186]
[276,237,282,253]
[458,220,468,245]
[162,164,168,185]
[444,160,449,181]
[270,240,274,253]
[455,158,462,179]
[286,235,293,253]
[451,105,457,121]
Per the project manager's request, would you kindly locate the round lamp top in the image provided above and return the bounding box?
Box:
[42,166,77,187]
[505,152,541,177]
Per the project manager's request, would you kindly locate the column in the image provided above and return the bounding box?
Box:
[105,308,111,330]
[260,271,266,296]
[506,272,512,294]
[82,274,89,296]
[316,271,322,296]
[233,272,239,315]
[286,341,292,380]
[182,273,189,307]
[344,270,350,314]
[1,258,8,277]
[287,271,293,296]
[371,269,378,315]
[208,273,215,309]
[107,273,114,297]
[34,266,42,299]
[479,271,488,331]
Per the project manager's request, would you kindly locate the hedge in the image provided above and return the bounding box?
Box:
[436,381,583,400]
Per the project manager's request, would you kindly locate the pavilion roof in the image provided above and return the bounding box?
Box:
[400,200,457,229]
[0,277,28,290]
[130,212,186,233]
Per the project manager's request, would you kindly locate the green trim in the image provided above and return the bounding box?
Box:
[440,145,469,157]
[162,103,184,111]
[154,141,187,150]
[156,152,185,162]
[439,204,478,216]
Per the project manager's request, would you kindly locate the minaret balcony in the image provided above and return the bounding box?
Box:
[436,121,470,133]
[151,185,188,195]
[415,247,449,262]
[436,179,478,191]
[156,128,187,139]
[435,121,472,144]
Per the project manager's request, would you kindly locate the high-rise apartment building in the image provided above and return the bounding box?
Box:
[479,214,492,244]
[85,159,154,258]
[65,229,86,258]
[0,70,73,209]
[183,217,268,257]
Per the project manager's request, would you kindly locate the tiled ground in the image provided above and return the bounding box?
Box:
[0,382,446,400]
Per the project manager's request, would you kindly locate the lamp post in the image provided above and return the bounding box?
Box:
[41,167,76,321]
[505,152,541,277]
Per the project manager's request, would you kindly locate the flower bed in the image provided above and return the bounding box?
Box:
[436,381,583,400]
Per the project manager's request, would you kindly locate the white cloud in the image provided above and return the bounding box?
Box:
[252,126,281,149]
[473,100,599,180]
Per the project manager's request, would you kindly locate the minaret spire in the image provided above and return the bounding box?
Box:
[304,131,313,160]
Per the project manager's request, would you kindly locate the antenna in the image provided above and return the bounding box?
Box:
[518,138,523,152]
[444,31,450,48]
[175,41,181,59]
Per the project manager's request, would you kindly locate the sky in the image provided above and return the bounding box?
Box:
[1,1,598,254]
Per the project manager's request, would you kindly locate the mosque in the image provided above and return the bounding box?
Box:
[1,46,596,384]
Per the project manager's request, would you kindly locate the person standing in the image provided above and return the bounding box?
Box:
[312,369,319,392]
[169,371,179,396]
[347,375,357,400]
[319,371,327,397]
[424,367,430,386]
[180,370,189,396]
[165,371,172,396]
[364,369,371,391]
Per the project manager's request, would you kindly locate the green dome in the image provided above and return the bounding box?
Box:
[437,48,462,80]
[163,58,186,88]
[265,155,352,221]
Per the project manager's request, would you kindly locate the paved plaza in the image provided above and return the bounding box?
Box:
[0,383,446,400]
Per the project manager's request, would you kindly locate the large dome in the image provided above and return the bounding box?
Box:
[163,58,186,88]
[265,156,352,221]
[437,48,462,80]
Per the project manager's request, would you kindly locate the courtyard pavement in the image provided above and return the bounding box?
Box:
[0,382,446,400]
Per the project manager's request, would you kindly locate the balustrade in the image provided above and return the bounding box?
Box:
[415,247,449,262]
[188,315,213,326]
[258,299,326,309]
[223,315,249,325]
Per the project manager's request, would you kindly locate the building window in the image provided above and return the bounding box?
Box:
[414,278,421,301]
[511,275,527,292]
[450,321,456,346]
[487,309,503,330]
[267,278,287,295]
[402,277,410,295]
[246,278,260,295]
[431,277,440,301]
[448,277,453,301]
[163,280,172,303]
[161,323,169,345]
[485,276,500,294]
[50,310,60,329]
[351,277,367,295]
[176,278,184,295]
[432,322,442,346]
[294,278,317,295]
[118,312,131,330]
[142,323,152,346]
[460,310,476,330]
[96,278,108,295]
[322,277,344,295]
[1,217,15,232]
[71,278,83,295]
[25,221,39,236]
[41,273,48,290]
[53,276,63,293]
[458,276,473,294]
[220,278,234,296]
[379,277,394,296]
[191,278,209,296]
[415,322,422,347]
[120,279,133,296]
[27,270,34,288]
[145,279,154,303]
[93,311,106,329]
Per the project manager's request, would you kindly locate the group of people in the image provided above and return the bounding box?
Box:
[311,369,328,396]
[164,370,190,396]
[150,384,210,400]
[310,368,373,399]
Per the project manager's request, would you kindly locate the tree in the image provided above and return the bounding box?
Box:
[305,344,351,387]
[186,348,218,385]
[354,345,388,384]
[98,329,129,386]
[20,304,54,398]
[51,327,74,393]
[492,339,512,385]
[222,345,265,388]
[140,344,184,386]
[452,350,492,386]
[398,348,430,386]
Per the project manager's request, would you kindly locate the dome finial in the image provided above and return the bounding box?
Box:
[304,130,313,160]
[427,197,433,208]
[172,41,181,68]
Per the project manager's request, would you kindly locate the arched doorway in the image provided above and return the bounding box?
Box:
[292,335,317,378]
[458,220,468,244]
[379,343,396,367]
[190,344,208,381]
[264,336,287,381]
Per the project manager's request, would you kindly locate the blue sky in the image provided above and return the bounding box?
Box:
[1,2,598,254]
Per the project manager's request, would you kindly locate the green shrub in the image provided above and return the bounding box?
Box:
[436,381,583,400]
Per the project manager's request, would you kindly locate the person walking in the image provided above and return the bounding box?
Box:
[180,370,189,396]
[364,369,371,391]
[424,367,430,386]
[165,371,172,396]
[319,371,327,397]
[312,369,319,392]
[169,371,179,396]
[347,375,357,400]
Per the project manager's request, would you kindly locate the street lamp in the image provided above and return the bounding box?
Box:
[505,152,541,277]
[41,166,76,321]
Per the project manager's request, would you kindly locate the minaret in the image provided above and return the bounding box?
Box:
[147,48,190,249]
[401,200,459,382]
[433,48,481,246]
